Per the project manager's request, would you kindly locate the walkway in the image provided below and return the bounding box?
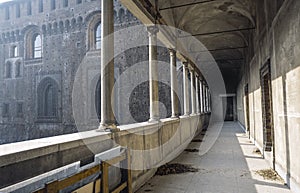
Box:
[137,122,292,193]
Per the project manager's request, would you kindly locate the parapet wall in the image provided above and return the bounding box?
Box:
[0,113,210,192]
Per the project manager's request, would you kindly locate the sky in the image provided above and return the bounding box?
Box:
[0,0,12,3]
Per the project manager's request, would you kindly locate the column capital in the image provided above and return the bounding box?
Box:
[188,65,194,72]
[182,61,189,68]
[168,48,176,55]
[147,25,159,36]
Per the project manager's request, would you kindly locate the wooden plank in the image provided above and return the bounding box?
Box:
[45,180,59,193]
[33,149,129,193]
[111,182,127,193]
[94,179,101,193]
[127,149,133,193]
[58,165,101,190]
[101,162,109,193]
[104,152,126,166]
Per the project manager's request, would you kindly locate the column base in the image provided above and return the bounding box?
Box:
[170,115,179,119]
[181,114,190,117]
[148,117,160,123]
[97,123,119,132]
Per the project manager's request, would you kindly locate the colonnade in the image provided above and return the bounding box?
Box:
[98,0,211,131]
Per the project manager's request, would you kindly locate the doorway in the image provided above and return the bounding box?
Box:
[260,60,274,154]
[244,84,250,135]
[221,94,236,121]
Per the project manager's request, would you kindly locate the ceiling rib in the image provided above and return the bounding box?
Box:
[197,58,244,62]
[159,0,217,11]
[216,58,244,61]
[180,27,255,38]
[191,46,247,53]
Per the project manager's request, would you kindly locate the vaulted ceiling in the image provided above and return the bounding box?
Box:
[121,0,257,92]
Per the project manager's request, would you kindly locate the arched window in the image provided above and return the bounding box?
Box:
[5,61,12,78]
[95,23,101,49]
[11,45,18,57]
[119,9,124,23]
[15,61,21,77]
[33,34,42,58]
[37,78,59,120]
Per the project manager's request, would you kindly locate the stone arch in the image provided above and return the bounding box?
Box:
[85,11,101,50]
[22,25,42,59]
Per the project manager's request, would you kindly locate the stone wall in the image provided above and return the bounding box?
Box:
[236,0,300,192]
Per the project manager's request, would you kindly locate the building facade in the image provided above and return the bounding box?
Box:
[0,0,175,144]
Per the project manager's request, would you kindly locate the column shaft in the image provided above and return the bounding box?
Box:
[99,0,116,130]
[202,82,206,113]
[190,68,196,115]
[199,80,203,113]
[195,75,200,114]
[183,62,190,116]
[148,26,160,122]
[205,86,208,112]
[170,49,179,118]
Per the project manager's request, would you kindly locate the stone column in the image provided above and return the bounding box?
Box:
[208,89,211,112]
[202,82,206,113]
[199,80,203,113]
[169,49,179,118]
[148,26,160,122]
[182,62,190,116]
[195,74,200,114]
[99,0,117,131]
[205,86,208,112]
[190,67,196,115]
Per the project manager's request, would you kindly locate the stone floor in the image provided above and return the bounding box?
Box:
[136,122,292,193]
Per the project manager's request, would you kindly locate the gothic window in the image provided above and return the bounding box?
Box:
[95,23,101,49]
[33,34,42,58]
[5,61,12,78]
[37,78,59,120]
